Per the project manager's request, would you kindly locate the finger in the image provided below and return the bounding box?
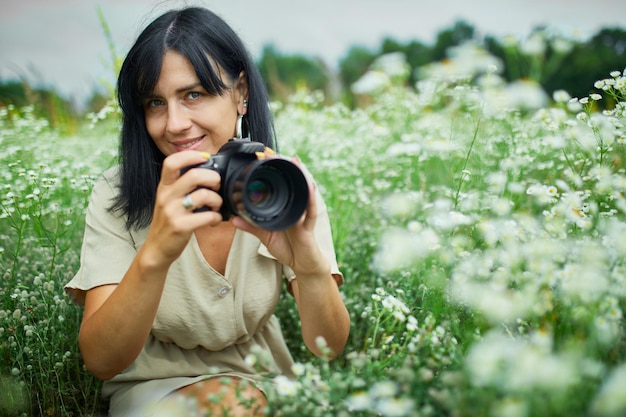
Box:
[183,187,224,214]
[161,151,212,185]
[252,147,277,162]
[170,191,224,229]
[231,215,270,241]
[178,166,221,194]
[180,208,224,229]
[301,180,318,230]
[288,155,318,230]
[263,146,277,157]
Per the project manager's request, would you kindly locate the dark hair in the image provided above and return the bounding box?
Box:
[111,7,275,230]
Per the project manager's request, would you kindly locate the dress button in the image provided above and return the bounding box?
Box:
[217,286,231,297]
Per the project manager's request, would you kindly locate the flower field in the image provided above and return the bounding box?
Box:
[1,50,626,416]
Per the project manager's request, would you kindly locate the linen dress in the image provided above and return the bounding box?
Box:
[65,166,342,416]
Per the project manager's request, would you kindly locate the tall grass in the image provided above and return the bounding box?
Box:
[267,58,626,416]
[1,48,626,416]
[0,105,117,416]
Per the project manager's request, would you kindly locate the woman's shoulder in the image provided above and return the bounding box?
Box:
[100,165,121,185]
[81,165,122,211]
[90,165,121,195]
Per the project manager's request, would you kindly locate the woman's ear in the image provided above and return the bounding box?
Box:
[236,71,249,114]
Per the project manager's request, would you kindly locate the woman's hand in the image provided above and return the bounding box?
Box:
[231,156,330,278]
[80,150,228,380]
[232,154,350,359]
[143,151,225,267]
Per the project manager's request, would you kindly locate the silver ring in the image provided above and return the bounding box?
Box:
[181,194,194,210]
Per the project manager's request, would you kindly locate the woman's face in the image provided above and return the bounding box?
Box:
[144,50,247,156]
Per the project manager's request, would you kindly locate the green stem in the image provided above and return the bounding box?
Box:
[454,114,482,210]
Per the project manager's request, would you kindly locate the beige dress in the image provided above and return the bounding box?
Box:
[65,167,342,416]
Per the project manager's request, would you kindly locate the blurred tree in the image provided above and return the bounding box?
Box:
[380,37,433,86]
[486,26,575,86]
[0,80,78,133]
[485,26,626,102]
[0,81,28,106]
[543,27,626,99]
[257,45,329,102]
[84,88,111,115]
[338,45,377,106]
[431,20,476,61]
[484,35,512,77]
[338,21,474,106]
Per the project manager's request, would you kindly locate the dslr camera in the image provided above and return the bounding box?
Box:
[181,138,309,231]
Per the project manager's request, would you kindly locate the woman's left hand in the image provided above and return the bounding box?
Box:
[230,156,330,278]
[234,155,350,360]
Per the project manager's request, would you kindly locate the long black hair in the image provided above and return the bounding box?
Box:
[111,7,275,230]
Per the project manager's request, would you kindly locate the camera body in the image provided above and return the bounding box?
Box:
[181,138,309,231]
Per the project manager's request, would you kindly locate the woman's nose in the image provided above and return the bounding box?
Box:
[166,104,192,133]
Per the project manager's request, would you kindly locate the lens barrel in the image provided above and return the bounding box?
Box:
[227,158,309,230]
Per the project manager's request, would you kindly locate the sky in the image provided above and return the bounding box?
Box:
[1,0,625,106]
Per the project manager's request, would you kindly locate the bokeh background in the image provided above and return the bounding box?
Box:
[1,0,625,109]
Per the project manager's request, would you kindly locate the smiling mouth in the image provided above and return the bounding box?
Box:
[173,136,204,150]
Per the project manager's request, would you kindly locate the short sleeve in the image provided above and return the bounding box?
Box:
[65,168,138,306]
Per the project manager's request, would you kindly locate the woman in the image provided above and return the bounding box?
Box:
[65,7,350,416]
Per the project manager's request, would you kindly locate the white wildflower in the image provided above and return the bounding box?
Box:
[346,391,372,411]
[590,363,626,416]
[291,363,306,377]
[491,397,529,417]
[369,381,397,398]
[351,71,390,95]
[274,375,299,397]
[521,32,546,56]
[375,397,415,417]
[244,354,257,367]
[553,89,571,103]
[382,192,418,218]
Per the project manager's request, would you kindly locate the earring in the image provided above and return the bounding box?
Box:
[236,98,250,140]
[236,114,244,139]
[236,113,249,140]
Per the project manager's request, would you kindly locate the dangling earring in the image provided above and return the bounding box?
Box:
[236,114,245,139]
[236,99,250,140]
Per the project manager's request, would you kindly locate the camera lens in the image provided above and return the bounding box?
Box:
[246,179,272,207]
[229,158,309,230]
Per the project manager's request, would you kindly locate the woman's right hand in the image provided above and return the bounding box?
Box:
[79,150,224,380]
[143,151,224,267]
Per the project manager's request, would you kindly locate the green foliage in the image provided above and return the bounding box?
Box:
[266,67,626,416]
[2,61,626,417]
[0,82,28,106]
[0,106,116,416]
[431,20,476,61]
[1,7,626,415]
[544,27,626,100]
[1,14,625,123]
[257,45,329,101]
[0,4,122,133]
[337,45,377,106]
[381,37,433,87]
[95,5,123,99]
[258,21,623,108]
[0,82,77,134]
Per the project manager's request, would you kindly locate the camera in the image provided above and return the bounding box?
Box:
[180,138,309,231]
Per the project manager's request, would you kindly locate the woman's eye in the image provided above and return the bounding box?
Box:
[187,91,202,100]
[146,99,164,108]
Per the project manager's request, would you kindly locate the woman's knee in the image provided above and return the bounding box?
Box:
[163,377,267,416]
